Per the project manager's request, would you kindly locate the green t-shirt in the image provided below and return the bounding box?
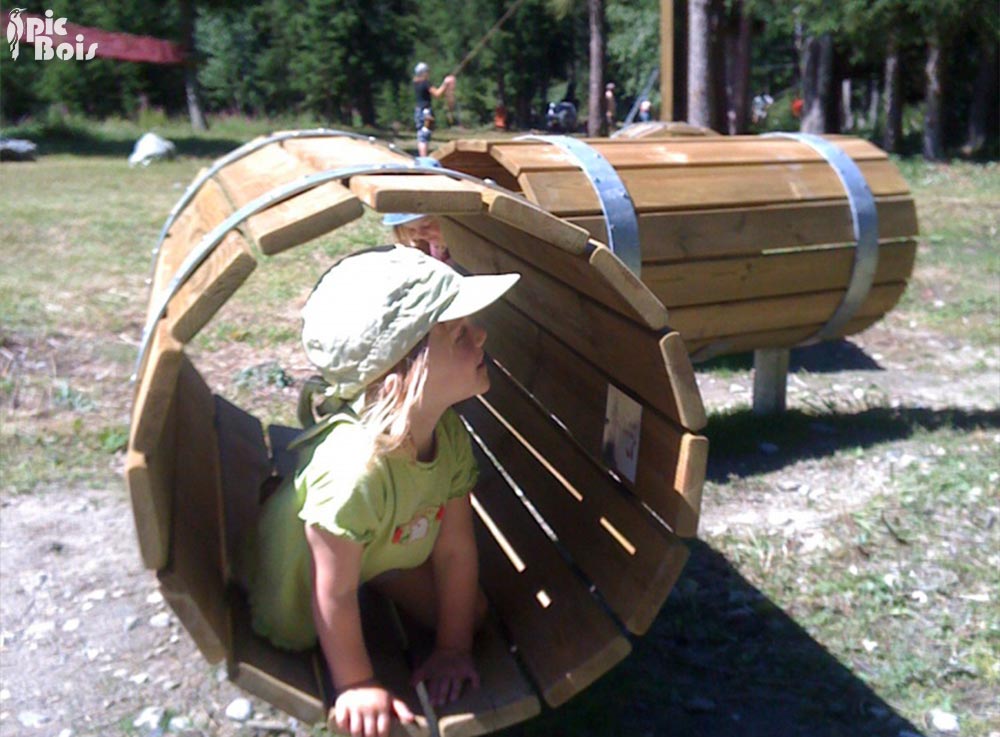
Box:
[248,408,478,650]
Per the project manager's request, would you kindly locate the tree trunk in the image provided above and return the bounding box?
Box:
[866,76,880,131]
[800,33,832,134]
[723,1,752,134]
[840,79,853,131]
[687,0,711,127]
[356,85,376,127]
[922,33,944,160]
[883,32,902,152]
[178,0,208,131]
[587,0,604,137]
[962,38,998,157]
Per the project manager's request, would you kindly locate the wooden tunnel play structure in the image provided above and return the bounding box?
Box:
[126,129,706,736]
[126,127,916,733]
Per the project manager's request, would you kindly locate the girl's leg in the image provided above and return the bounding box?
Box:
[369,560,488,632]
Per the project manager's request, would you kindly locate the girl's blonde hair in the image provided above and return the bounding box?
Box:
[358,335,431,460]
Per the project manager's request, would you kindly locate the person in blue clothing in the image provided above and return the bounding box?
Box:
[413,62,455,157]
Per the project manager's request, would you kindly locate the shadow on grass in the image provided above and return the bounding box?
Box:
[698,339,883,375]
[498,540,925,737]
[704,405,1000,481]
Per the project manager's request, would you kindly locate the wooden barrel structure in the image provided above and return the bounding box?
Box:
[435,134,919,361]
[126,130,708,735]
[611,120,719,139]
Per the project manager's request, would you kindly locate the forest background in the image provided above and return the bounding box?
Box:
[1,0,997,160]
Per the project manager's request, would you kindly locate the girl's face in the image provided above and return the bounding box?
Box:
[422,317,489,408]
[399,218,449,261]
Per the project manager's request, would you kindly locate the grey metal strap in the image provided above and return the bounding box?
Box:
[146,129,398,284]
[764,132,880,344]
[687,133,880,363]
[133,162,546,379]
[516,135,641,276]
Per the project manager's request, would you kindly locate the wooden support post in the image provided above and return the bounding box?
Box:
[660,0,674,121]
[752,348,789,415]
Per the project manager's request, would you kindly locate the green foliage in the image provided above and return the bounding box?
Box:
[606,0,661,108]
[0,0,996,148]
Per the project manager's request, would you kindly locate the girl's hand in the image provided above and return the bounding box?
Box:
[330,684,414,737]
[412,648,480,706]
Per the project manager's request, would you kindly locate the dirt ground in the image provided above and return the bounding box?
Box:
[1,306,997,736]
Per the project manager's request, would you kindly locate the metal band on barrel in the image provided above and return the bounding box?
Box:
[146,129,398,283]
[689,132,880,363]
[517,135,642,276]
[764,132,880,344]
[133,162,547,378]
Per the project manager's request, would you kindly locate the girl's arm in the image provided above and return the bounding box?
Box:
[307,524,372,687]
[306,524,414,736]
[414,494,481,705]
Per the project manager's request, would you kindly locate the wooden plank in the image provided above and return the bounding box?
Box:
[661,331,710,440]
[488,137,887,177]
[444,216,667,330]
[252,184,364,255]
[685,313,885,360]
[614,121,716,138]
[125,445,174,571]
[215,396,272,583]
[349,174,484,214]
[673,433,708,537]
[167,232,257,343]
[477,297,706,525]
[282,136,412,169]
[460,365,690,635]
[229,592,327,724]
[214,143,318,204]
[387,596,541,737]
[432,145,523,191]
[441,218,698,429]
[146,175,233,325]
[212,143,363,254]
[437,619,541,736]
[643,239,917,308]
[468,444,632,707]
[569,196,920,262]
[518,159,911,216]
[667,282,908,342]
[129,320,183,455]
[477,189,591,255]
[157,357,229,664]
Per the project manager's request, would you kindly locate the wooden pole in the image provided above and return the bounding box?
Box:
[448,0,529,78]
[752,348,790,415]
[660,0,673,121]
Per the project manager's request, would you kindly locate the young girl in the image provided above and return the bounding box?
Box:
[384,212,450,263]
[247,245,519,737]
[383,158,451,264]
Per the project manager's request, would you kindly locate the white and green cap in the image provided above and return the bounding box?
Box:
[301,245,519,399]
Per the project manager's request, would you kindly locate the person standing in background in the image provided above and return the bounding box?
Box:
[604,82,617,134]
[413,63,455,157]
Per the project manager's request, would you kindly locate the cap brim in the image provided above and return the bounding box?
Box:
[382,213,425,227]
[439,272,520,322]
